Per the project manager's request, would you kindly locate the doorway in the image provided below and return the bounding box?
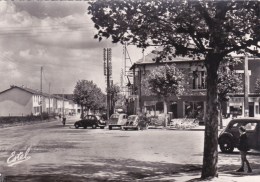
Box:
[170,102,178,118]
[249,102,254,117]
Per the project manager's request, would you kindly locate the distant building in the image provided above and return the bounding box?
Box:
[0,85,78,116]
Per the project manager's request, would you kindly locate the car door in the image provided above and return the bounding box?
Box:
[257,123,260,149]
[243,121,258,149]
[88,116,95,126]
[227,121,241,145]
[122,114,127,125]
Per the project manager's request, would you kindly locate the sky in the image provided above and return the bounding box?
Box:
[0,1,153,94]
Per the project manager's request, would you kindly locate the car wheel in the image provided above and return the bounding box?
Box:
[75,124,79,129]
[124,128,128,130]
[84,126,87,129]
[100,126,105,129]
[219,137,234,153]
[92,124,97,129]
[109,126,112,130]
[136,126,140,130]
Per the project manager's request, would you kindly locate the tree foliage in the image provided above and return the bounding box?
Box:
[255,78,260,94]
[217,59,243,102]
[88,0,259,57]
[146,64,184,98]
[107,84,122,113]
[88,0,259,178]
[73,80,105,117]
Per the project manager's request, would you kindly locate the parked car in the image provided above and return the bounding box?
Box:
[123,115,149,130]
[218,118,260,153]
[107,113,127,130]
[74,115,106,129]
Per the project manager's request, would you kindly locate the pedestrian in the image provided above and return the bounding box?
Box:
[236,126,252,173]
[58,113,62,121]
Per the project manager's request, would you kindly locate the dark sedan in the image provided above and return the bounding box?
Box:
[218,118,260,153]
[74,115,106,129]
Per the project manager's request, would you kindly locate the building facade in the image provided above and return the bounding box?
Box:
[0,85,77,116]
[129,51,260,119]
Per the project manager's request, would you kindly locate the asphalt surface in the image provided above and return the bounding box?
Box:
[0,116,260,182]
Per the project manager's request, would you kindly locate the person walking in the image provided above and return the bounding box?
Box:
[236,126,252,173]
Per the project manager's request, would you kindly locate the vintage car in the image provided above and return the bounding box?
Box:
[74,115,106,129]
[107,113,127,130]
[218,118,260,153]
[123,115,150,130]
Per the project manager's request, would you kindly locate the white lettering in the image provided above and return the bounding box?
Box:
[7,146,31,167]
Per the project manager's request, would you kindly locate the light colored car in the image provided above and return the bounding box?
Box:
[108,113,127,130]
[123,115,150,130]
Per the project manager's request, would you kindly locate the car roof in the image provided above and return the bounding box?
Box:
[229,118,260,123]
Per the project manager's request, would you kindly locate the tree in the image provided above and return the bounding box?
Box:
[145,64,184,124]
[88,0,259,178]
[107,84,121,113]
[92,87,106,113]
[217,59,243,128]
[73,80,102,119]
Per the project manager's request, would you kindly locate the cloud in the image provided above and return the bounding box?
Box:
[0,1,148,95]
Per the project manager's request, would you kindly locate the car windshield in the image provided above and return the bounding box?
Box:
[127,116,136,122]
[110,114,119,119]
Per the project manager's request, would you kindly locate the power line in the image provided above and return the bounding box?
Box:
[0,22,96,30]
[0,28,96,37]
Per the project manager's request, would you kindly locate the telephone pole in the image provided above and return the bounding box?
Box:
[104,48,112,120]
[244,56,249,117]
[62,88,65,118]
[40,66,43,119]
[48,82,51,114]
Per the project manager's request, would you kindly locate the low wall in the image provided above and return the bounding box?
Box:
[0,114,56,128]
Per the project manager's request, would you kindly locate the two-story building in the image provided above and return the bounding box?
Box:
[129,50,206,118]
[129,50,260,119]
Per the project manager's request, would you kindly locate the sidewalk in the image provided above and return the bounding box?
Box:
[163,169,260,182]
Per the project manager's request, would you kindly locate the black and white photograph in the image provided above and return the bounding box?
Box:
[0,0,259,181]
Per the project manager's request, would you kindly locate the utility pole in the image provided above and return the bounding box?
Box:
[104,48,112,120]
[40,66,43,119]
[48,82,51,114]
[244,55,249,117]
[62,88,65,118]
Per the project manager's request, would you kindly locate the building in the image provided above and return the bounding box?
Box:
[0,85,77,116]
[227,57,260,118]
[129,50,206,118]
[129,50,260,118]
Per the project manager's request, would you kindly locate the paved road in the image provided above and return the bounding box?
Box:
[0,116,259,181]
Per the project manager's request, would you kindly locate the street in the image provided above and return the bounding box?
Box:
[0,117,260,182]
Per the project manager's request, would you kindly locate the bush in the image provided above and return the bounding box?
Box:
[0,113,55,126]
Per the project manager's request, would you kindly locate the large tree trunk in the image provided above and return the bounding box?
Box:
[80,104,84,119]
[201,54,221,179]
[163,99,168,127]
[219,101,223,129]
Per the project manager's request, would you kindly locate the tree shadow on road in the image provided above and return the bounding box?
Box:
[3,157,260,182]
[4,158,202,182]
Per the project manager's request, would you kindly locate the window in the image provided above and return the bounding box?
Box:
[243,122,257,131]
[184,101,204,118]
[229,122,239,129]
[192,71,206,89]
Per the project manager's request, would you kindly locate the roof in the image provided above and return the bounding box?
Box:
[0,85,42,95]
[229,118,260,123]
[130,49,204,70]
[0,85,69,100]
